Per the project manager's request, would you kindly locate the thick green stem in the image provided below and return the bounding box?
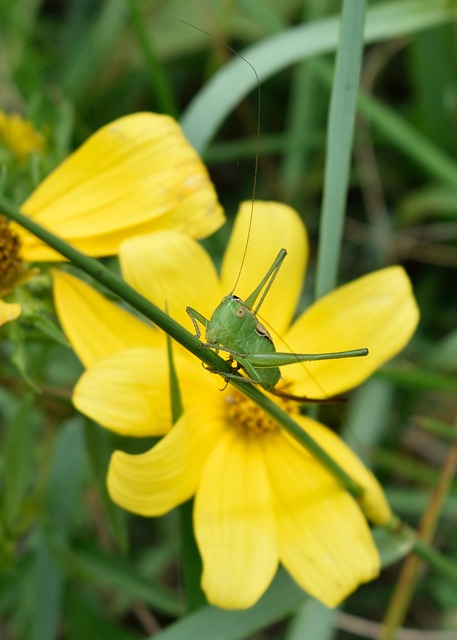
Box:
[0,195,364,499]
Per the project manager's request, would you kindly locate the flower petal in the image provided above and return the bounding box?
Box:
[0,299,21,325]
[296,416,391,525]
[108,404,224,515]
[53,270,161,367]
[283,266,419,397]
[195,429,278,609]
[262,429,380,608]
[17,113,224,261]
[74,347,172,436]
[0,111,45,161]
[221,201,308,334]
[120,231,222,328]
[74,342,221,437]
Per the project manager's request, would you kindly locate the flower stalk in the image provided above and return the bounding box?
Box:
[0,193,365,499]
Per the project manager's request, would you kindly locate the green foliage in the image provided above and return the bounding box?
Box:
[2,0,457,637]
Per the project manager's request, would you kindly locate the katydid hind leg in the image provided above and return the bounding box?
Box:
[267,385,346,404]
[247,347,369,368]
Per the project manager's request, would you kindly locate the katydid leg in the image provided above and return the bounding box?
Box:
[186,306,208,340]
[246,348,369,368]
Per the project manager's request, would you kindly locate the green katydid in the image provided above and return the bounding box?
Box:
[186,248,368,402]
[184,24,368,402]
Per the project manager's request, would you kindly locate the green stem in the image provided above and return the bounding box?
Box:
[382,519,457,587]
[412,537,457,585]
[0,195,364,499]
[315,0,366,299]
[167,335,205,609]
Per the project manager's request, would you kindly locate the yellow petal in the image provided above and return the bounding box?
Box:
[262,429,380,607]
[120,231,222,328]
[74,347,172,436]
[108,405,223,515]
[195,429,278,609]
[17,113,224,261]
[0,111,45,161]
[53,270,161,367]
[74,342,222,437]
[283,266,419,397]
[221,201,308,334]
[296,416,392,525]
[0,299,21,325]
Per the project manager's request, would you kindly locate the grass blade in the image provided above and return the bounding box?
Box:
[181,0,457,153]
[315,0,366,298]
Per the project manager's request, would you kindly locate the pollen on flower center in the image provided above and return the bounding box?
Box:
[224,388,297,435]
[0,215,23,293]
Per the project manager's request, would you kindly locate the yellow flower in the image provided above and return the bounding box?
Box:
[53,202,419,609]
[1,112,223,324]
[0,111,45,162]
[11,112,224,262]
[0,299,21,326]
[0,215,26,326]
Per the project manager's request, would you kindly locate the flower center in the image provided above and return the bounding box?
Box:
[224,387,298,435]
[0,216,23,293]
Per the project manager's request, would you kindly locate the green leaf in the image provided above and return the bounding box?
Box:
[425,326,457,373]
[29,527,65,640]
[3,393,41,528]
[28,418,85,640]
[150,570,308,640]
[84,421,129,554]
[354,81,457,192]
[24,313,70,347]
[179,499,205,612]
[165,333,204,610]
[286,600,337,640]
[45,416,85,536]
[7,322,40,392]
[65,543,182,617]
[398,185,457,225]
[315,0,366,298]
[166,332,184,424]
[65,586,140,640]
[58,0,127,102]
[374,526,416,569]
[415,416,457,441]
[181,0,457,153]
[378,365,457,394]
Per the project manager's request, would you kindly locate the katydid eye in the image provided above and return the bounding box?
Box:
[236,305,246,319]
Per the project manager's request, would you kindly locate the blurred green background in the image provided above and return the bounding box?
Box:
[2,1,457,638]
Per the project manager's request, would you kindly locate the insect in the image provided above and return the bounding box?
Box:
[186,249,368,402]
[185,26,368,402]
